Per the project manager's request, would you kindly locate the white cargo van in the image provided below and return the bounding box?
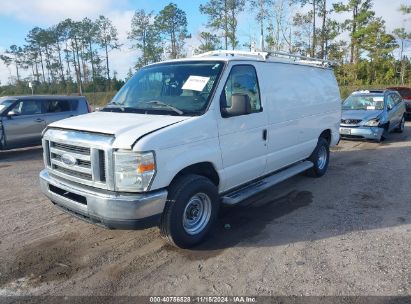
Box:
[39,51,341,248]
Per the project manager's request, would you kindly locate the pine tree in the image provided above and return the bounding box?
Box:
[155,3,189,59]
[128,9,163,68]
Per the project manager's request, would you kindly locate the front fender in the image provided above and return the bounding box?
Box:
[149,137,223,191]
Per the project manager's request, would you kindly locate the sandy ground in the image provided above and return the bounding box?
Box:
[0,124,410,296]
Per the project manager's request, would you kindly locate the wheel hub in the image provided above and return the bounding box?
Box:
[187,203,200,219]
[183,193,212,235]
[317,146,328,170]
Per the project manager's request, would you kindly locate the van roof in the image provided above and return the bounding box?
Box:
[151,50,335,69]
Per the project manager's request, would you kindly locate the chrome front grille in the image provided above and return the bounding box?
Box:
[49,141,94,181]
[77,159,92,167]
[53,165,93,180]
[52,154,91,168]
[341,119,362,125]
[43,129,114,190]
[52,142,90,154]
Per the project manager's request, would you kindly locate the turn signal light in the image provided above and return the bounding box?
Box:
[137,163,155,173]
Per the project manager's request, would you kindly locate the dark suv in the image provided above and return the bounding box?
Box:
[0,95,91,151]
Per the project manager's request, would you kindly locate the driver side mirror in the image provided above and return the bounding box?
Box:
[222,94,252,117]
[7,111,18,118]
[387,104,393,111]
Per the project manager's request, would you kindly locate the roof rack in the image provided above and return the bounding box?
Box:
[193,50,336,67]
[194,50,269,60]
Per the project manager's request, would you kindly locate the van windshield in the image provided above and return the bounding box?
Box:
[104,61,224,116]
[342,94,385,111]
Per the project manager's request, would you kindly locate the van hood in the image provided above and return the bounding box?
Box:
[48,111,190,149]
[341,109,383,122]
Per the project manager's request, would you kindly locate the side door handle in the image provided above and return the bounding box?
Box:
[35,118,44,122]
[262,129,268,141]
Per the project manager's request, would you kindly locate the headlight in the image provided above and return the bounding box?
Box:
[364,119,380,127]
[114,151,156,192]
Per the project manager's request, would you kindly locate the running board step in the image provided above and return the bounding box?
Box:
[222,161,313,205]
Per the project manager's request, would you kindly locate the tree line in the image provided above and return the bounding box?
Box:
[1,1,411,96]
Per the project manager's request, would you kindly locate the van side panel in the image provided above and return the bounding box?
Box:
[256,62,340,175]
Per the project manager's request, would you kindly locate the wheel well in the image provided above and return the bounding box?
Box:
[172,162,220,186]
[319,129,331,144]
[383,122,390,130]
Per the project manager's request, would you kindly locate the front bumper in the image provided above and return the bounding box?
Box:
[39,169,168,229]
[339,126,384,141]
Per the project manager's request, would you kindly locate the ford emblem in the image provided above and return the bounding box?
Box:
[61,153,77,166]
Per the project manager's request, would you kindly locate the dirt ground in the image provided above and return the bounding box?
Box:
[0,124,410,297]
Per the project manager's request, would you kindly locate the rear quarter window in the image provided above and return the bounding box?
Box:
[44,99,78,113]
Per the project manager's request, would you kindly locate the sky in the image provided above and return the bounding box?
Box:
[0,0,410,85]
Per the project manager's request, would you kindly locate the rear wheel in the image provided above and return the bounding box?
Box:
[160,174,219,248]
[306,137,330,177]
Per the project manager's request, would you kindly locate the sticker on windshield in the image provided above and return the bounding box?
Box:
[182,76,210,91]
[367,105,376,110]
[373,97,384,102]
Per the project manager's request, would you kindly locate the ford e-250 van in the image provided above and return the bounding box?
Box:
[39,51,341,248]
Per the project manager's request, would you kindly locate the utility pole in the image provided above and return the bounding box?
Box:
[28,82,34,95]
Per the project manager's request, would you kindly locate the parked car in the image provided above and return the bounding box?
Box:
[386,86,411,119]
[0,95,91,151]
[39,51,341,248]
[340,90,406,142]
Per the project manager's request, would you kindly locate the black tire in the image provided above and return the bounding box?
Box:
[160,174,219,248]
[306,137,330,177]
[383,123,390,138]
[395,116,405,133]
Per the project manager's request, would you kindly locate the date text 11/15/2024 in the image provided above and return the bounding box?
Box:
[149,296,257,303]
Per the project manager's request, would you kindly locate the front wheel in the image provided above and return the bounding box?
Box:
[395,116,405,133]
[160,174,219,248]
[306,137,330,177]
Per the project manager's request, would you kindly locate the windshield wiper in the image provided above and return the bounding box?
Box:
[102,106,139,113]
[145,100,184,115]
[108,101,122,106]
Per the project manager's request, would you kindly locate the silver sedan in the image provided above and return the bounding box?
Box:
[340,90,406,142]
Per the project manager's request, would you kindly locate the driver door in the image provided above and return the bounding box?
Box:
[217,64,268,191]
[390,93,404,127]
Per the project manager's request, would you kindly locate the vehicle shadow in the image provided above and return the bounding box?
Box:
[183,140,411,254]
[0,146,43,163]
